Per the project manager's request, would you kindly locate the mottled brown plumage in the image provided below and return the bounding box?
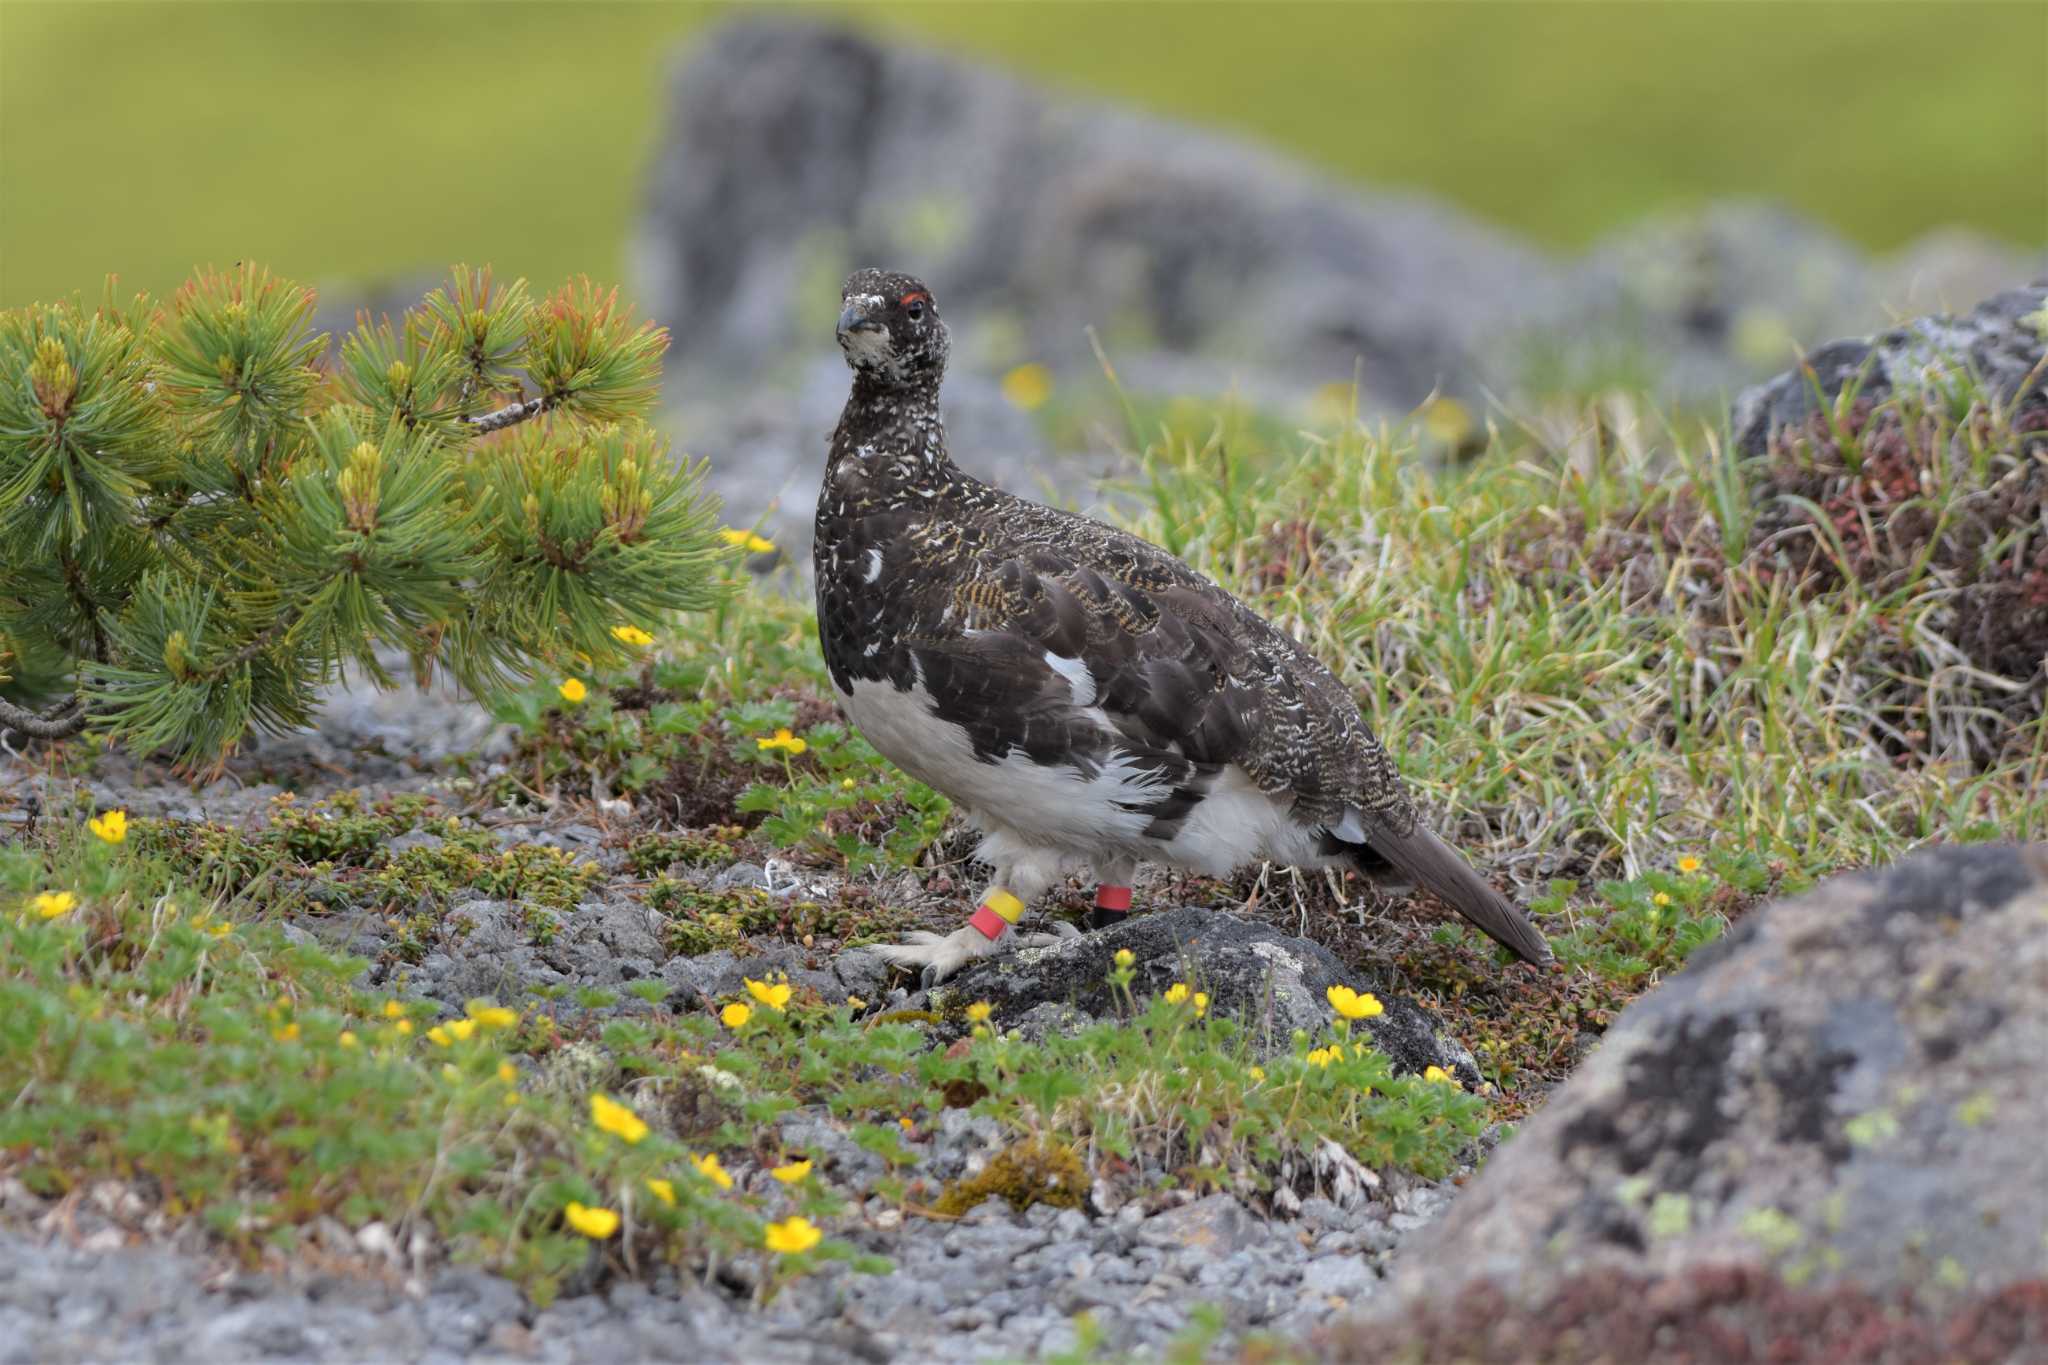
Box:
[816,269,1549,980]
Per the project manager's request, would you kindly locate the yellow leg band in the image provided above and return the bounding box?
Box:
[983,889,1024,924]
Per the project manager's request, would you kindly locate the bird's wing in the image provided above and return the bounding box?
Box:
[892,499,1408,828]
[886,498,1551,965]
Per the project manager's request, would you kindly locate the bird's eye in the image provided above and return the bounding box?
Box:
[905,300,924,322]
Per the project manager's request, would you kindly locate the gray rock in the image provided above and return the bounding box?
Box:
[1379,843,2048,1312]
[1732,280,2048,455]
[1137,1194,1258,1256]
[936,905,1479,1078]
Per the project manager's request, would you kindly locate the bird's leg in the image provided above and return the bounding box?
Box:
[876,862,1058,990]
[1087,856,1140,931]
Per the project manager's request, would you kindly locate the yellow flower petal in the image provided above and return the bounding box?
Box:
[88,809,128,844]
[30,890,77,919]
[611,625,655,647]
[446,1018,478,1041]
[744,977,792,1012]
[427,1026,452,1047]
[1677,856,1702,875]
[1163,983,1190,1005]
[339,1031,359,1048]
[691,1152,734,1191]
[764,1215,823,1255]
[1192,991,1209,1018]
[383,1000,405,1019]
[467,1003,519,1031]
[719,528,777,554]
[720,1002,753,1029]
[1000,363,1053,412]
[497,1061,518,1084]
[965,1001,993,1024]
[770,1159,812,1184]
[564,1201,619,1239]
[1113,948,1135,969]
[590,1092,650,1145]
[646,1178,676,1207]
[1423,1065,1459,1086]
[1653,892,1671,907]
[558,678,588,704]
[755,728,808,756]
[1326,985,1384,1020]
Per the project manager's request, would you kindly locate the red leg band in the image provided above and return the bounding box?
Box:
[968,905,1009,941]
[1093,885,1133,912]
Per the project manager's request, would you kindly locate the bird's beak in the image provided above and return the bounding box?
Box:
[837,301,881,336]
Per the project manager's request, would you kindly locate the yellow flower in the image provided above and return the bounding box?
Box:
[339,1031,359,1048]
[719,527,777,554]
[1192,992,1209,1018]
[770,1159,812,1184]
[1163,983,1190,1005]
[1247,1065,1266,1083]
[446,1018,478,1042]
[1423,1065,1459,1086]
[467,1003,519,1031]
[1000,362,1053,412]
[273,1022,300,1042]
[844,995,865,1010]
[646,1178,676,1207]
[87,809,128,844]
[841,777,856,788]
[720,1001,752,1029]
[564,1201,619,1239]
[1677,856,1702,875]
[745,977,792,1012]
[691,1152,734,1191]
[1326,985,1384,1020]
[497,1061,518,1085]
[502,1091,520,1107]
[383,1000,405,1019]
[611,625,655,647]
[590,1093,649,1145]
[1652,892,1671,907]
[898,1116,915,1132]
[394,1019,413,1036]
[965,1001,993,1024]
[1306,1048,1335,1068]
[764,1215,823,1255]
[208,921,233,938]
[558,678,588,704]
[1113,948,1135,969]
[1329,1042,1344,1060]
[427,1026,452,1047]
[31,890,77,919]
[755,728,808,756]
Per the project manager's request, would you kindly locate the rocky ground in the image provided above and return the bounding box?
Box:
[0,665,1479,1363]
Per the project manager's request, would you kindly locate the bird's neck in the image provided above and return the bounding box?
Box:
[828,377,957,493]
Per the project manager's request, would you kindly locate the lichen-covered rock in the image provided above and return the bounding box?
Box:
[1372,844,2048,1319]
[1732,281,2048,455]
[932,905,1479,1079]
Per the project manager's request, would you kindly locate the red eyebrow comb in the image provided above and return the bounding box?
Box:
[900,291,927,307]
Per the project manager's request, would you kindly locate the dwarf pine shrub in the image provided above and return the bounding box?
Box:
[0,264,726,766]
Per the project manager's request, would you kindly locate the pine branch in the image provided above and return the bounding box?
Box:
[460,395,551,435]
[0,694,88,741]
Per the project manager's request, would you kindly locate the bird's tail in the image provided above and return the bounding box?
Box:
[1357,822,1552,966]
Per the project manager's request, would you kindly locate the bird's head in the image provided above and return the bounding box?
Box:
[836,268,949,391]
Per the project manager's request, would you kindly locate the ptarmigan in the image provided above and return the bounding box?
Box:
[816,268,1551,985]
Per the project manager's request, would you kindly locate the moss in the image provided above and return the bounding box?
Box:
[647,878,920,955]
[624,826,745,877]
[933,1137,1086,1217]
[874,1009,940,1027]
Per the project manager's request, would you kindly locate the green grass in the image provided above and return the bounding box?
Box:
[3,1,2042,309]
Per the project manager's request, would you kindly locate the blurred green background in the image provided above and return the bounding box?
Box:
[2,0,2042,310]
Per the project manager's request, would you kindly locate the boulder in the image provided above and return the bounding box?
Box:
[1352,844,2048,1349]
[931,905,1480,1079]
[1732,281,2048,455]
[634,17,1561,410]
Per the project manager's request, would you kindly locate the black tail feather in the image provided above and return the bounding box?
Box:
[1350,822,1552,966]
